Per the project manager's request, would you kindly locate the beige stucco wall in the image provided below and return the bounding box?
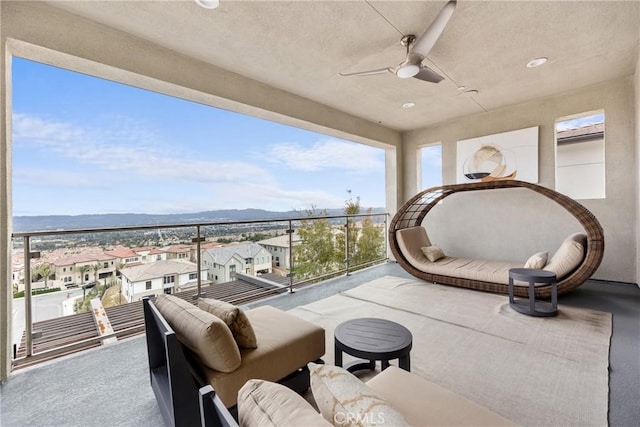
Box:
[635,48,640,283]
[403,77,637,283]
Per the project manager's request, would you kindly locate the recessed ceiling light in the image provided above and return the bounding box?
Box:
[526,57,548,68]
[195,0,219,9]
[402,102,416,109]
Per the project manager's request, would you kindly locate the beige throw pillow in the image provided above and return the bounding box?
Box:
[198,297,258,349]
[308,362,408,427]
[154,294,241,372]
[238,379,331,427]
[544,233,587,279]
[420,245,445,262]
[524,251,548,269]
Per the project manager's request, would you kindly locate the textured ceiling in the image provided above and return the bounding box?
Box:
[47,0,640,132]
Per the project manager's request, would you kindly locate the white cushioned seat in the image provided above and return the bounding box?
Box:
[204,305,325,407]
[366,366,515,426]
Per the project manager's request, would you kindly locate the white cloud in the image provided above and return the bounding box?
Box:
[12,167,107,189]
[266,139,384,173]
[13,112,275,185]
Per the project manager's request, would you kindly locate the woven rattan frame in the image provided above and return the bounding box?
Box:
[389,180,604,298]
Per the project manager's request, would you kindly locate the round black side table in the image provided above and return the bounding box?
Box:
[508,268,558,317]
[334,318,412,372]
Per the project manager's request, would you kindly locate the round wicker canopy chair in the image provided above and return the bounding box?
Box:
[389,180,604,298]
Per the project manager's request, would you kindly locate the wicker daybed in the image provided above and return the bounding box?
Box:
[389,180,604,298]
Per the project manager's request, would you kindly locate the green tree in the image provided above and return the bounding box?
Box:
[293,207,339,280]
[342,191,360,268]
[77,264,90,299]
[34,262,53,289]
[91,262,102,284]
[353,208,384,265]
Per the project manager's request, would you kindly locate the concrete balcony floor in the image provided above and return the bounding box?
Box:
[1,262,639,426]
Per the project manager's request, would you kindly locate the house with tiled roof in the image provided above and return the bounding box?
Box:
[104,246,142,267]
[257,233,300,269]
[49,252,117,289]
[201,242,271,284]
[163,244,192,262]
[119,259,207,302]
[131,246,167,264]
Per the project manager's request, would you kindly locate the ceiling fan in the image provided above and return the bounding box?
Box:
[340,0,456,84]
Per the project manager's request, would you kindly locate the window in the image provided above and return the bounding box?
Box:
[103,262,108,268]
[420,144,442,190]
[189,273,197,280]
[163,275,175,284]
[156,255,161,260]
[145,281,152,290]
[555,111,605,199]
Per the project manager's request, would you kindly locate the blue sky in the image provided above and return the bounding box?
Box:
[12,58,388,216]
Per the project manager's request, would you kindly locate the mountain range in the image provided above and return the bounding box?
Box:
[13,208,385,232]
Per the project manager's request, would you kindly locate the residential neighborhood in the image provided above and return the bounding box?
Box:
[11,237,288,302]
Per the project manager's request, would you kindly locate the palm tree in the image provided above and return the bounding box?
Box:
[33,262,53,289]
[91,262,102,285]
[77,265,90,299]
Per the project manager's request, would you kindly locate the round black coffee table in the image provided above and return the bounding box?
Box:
[334,318,412,372]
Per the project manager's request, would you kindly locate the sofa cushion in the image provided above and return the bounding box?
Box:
[524,251,548,269]
[154,294,241,373]
[366,366,515,426]
[238,379,331,427]
[421,245,446,262]
[204,305,325,407]
[544,233,586,279]
[396,226,431,265]
[309,362,408,427]
[198,298,258,349]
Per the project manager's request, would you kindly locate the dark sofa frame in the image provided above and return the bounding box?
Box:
[143,297,314,427]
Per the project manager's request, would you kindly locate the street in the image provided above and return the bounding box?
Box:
[12,288,84,347]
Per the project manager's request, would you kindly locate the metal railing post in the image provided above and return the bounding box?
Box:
[23,236,33,357]
[287,220,294,293]
[344,216,351,276]
[193,226,204,298]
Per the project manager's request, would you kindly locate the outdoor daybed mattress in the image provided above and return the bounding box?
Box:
[396,225,587,286]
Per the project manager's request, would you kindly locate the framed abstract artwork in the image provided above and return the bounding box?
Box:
[456,126,539,184]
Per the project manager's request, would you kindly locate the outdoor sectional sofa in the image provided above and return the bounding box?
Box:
[199,362,514,426]
[142,294,325,427]
[389,180,605,298]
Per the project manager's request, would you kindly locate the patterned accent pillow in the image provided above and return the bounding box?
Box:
[524,251,548,269]
[198,298,257,349]
[308,362,408,427]
[420,245,445,262]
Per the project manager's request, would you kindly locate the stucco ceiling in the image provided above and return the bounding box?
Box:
[46,0,640,132]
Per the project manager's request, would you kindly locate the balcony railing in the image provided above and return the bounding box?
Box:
[10,212,388,367]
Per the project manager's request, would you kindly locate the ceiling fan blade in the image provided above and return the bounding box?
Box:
[410,0,457,57]
[339,67,394,77]
[413,66,445,83]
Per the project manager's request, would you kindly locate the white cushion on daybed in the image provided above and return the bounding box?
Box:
[395,226,587,285]
[543,232,587,280]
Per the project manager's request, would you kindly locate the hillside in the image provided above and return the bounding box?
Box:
[13,207,385,232]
